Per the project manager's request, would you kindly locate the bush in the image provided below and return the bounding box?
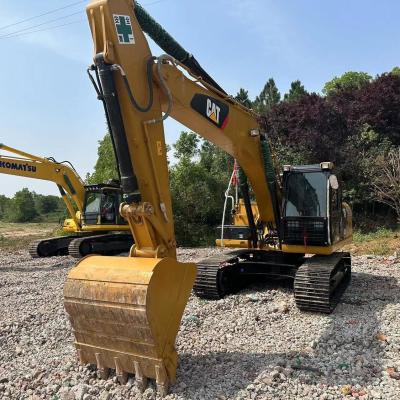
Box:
[7,188,38,223]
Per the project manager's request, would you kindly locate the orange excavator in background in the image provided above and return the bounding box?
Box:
[63,0,353,395]
[0,144,133,258]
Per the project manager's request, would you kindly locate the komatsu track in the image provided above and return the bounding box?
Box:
[194,250,351,313]
[68,233,133,258]
[28,235,80,258]
[28,233,133,259]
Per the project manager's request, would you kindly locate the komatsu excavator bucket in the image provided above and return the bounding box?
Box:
[64,255,196,395]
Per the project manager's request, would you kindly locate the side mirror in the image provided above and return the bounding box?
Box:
[329,175,339,190]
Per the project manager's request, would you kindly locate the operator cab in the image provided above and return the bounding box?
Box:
[82,182,127,226]
[281,162,349,247]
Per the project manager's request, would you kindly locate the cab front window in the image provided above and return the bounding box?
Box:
[284,172,327,217]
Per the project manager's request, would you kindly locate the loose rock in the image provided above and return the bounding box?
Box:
[0,248,399,399]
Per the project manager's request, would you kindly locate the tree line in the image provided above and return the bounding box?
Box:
[87,67,400,245]
[0,190,66,223]
[236,68,400,228]
[6,67,399,243]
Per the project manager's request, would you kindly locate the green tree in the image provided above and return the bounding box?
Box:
[391,66,400,76]
[322,71,372,96]
[35,194,61,214]
[87,133,118,184]
[283,80,307,102]
[235,88,252,108]
[173,131,199,159]
[0,195,11,220]
[254,78,281,114]
[8,188,38,222]
[170,132,232,246]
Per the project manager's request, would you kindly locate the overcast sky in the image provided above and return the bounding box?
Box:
[1,0,399,197]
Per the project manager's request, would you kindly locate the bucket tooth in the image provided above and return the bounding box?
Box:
[77,349,85,365]
[134,360,147,392]
[114,357,128,384]
[95,353,110,380]
[156,364,169,397]
[64,255,197,396]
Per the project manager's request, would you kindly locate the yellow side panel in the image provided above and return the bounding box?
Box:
[62,218,78,233]
[281,236,353,255]
[215,239,250,248]
[81,224,130,232]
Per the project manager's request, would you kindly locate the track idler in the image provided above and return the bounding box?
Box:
[63,255,196,396]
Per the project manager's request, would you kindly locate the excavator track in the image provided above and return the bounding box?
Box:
[194,250,351,314]
[294,252,351,313]
[28,235,80,258]
[193,251,247,299]
[68,233,134,258]
[193,256,225,299]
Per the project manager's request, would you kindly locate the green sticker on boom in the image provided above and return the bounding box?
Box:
[113,15,135,44]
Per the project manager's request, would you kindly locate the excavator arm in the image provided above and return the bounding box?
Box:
[0,144,86,228]
[86,0,278,255]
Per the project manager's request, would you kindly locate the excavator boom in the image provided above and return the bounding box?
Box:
[0,144,85,227]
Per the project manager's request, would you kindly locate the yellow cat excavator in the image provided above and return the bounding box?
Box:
[64,0,353,395]
[0,144,133,258]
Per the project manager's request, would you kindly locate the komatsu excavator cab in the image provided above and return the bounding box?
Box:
[281,162,352,250]
[82,184,127,226]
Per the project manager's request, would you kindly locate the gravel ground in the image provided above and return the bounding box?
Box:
[0,248,399,400]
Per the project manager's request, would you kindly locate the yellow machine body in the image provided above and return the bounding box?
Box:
[216,199,260,248]
[62,218,79,233]
[234,199,260,226]
[63,0,353,394]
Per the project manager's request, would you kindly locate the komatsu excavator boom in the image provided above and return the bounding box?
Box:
[0,144,85,230]
[64,0,353,395]
[0,144,133,258]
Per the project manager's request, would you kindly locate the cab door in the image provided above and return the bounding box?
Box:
[328,175,342,244]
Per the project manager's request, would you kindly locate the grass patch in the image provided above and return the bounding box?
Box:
[353,227,395,243]
[0,221,61,251]
[348,228,399,256]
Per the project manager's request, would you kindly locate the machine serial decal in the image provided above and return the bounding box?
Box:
[113,15,135,44]
[0,160,36,172]
[190,94,229,129]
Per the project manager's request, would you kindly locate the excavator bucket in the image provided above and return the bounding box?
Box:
[64,255,196,395]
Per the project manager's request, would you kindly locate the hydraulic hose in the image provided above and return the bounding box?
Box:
[144,54,174,125]
[220,168,237,247]
[238,166,258,248]
[134,3,226,94]
[111,56,156,113]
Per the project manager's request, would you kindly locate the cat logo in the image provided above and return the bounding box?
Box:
[190,94,229,129]
[206,98,221,124]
